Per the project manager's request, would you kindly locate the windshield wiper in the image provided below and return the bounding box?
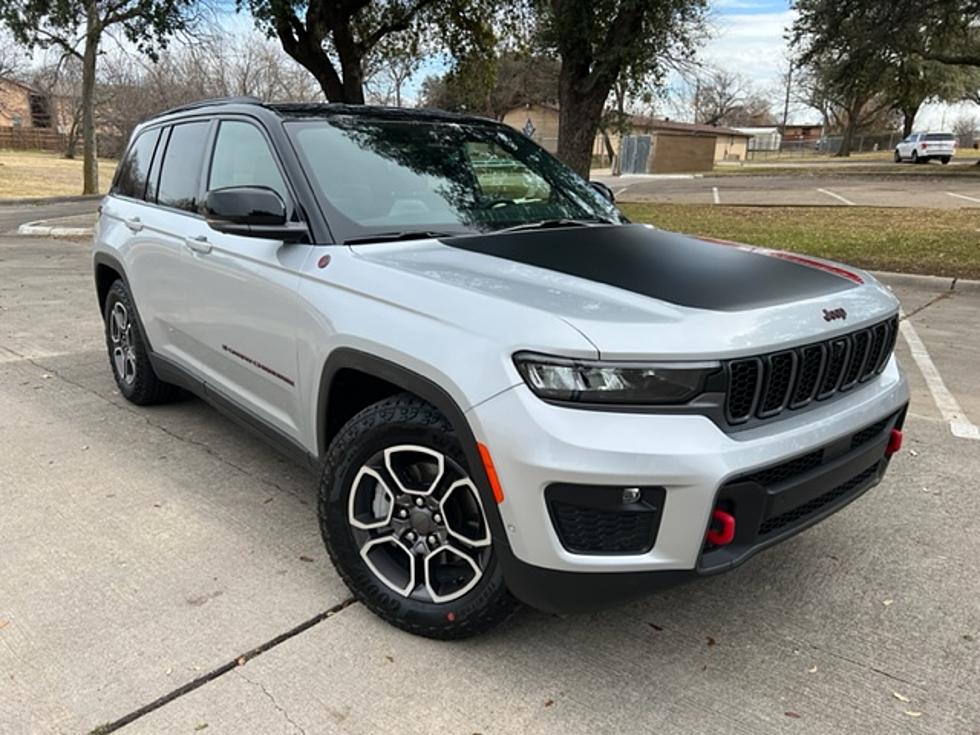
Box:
[344,230,459,245]
[492,217,616,234]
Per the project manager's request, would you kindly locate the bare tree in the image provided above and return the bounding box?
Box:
[953,113,978,146]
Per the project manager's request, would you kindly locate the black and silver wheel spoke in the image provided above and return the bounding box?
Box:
[109,302,137,386]
[348,444,491,604]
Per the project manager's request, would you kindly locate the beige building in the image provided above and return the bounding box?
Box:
[502,104,751,170]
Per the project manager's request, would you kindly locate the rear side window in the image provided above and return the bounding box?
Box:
[157,121,210,212]
[208,120,288,201]
[112,128,161,200]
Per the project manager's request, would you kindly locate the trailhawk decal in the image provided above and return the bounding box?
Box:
[441,224,858,312]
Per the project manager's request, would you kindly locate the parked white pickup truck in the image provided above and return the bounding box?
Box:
[894,132,957,164]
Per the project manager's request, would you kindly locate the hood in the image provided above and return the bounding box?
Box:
[351,224,898,360]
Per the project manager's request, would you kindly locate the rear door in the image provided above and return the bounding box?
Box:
[100,124,189,359]
[141,119,215,365]
[178,117,308,443]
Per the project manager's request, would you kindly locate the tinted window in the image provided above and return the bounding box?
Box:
[925,133,955,141]
[287,118,620,242]
[112,128,160,200]
[209,121,287,201]
[157,121,210,212]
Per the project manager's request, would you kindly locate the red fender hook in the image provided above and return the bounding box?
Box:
[706,508,736,546]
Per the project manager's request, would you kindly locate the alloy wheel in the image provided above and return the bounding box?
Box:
[347,444,492,604]
[109,302,137,386]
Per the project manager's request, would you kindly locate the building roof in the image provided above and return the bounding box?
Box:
[0,76,41,95]
[628,115,750,138]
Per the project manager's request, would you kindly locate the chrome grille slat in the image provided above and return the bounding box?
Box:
[723,316,898,426]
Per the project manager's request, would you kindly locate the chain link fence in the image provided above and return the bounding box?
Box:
[747,131,906,160]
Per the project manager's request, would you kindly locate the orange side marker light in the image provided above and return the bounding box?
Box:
[477,442,505,504]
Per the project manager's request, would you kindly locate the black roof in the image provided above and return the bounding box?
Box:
[153,96,499,128]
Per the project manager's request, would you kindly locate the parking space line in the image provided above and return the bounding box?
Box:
[712,187,720,205]
[946,191,980,204]
[817,188,855,206]
[899,315,980,440]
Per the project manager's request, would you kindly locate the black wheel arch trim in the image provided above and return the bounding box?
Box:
[93,251,156,355]
[316,349,517,543]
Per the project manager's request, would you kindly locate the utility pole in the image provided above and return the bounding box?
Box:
[781,62,793,132]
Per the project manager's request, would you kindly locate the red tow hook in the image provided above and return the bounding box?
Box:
[886,429,903,457]
[706,508,736,546]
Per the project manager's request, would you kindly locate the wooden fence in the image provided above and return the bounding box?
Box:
[0,127,67,152]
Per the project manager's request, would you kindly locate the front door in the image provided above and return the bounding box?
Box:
[179,118,308,444]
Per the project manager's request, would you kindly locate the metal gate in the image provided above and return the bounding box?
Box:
[620,135,651,174]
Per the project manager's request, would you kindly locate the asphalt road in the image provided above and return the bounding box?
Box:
[595,172,980,209]
[0,199,99,234]
[1,234,978,735]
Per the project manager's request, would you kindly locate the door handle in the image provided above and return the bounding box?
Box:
[124,217,143,232]
[185,236,212,254]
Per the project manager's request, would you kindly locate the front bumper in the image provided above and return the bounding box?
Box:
[467,357,909,612]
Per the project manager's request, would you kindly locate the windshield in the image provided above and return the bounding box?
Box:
[285,116,623,243]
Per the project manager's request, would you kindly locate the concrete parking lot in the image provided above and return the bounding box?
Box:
[1,221,979,734]
[596,170,980,209]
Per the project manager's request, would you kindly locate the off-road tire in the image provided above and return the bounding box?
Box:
[103,280,180,405]
[318,392,520,639]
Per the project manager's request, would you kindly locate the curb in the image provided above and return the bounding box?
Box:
[0,194,102,206]
[17,220,93,237]
[871,269,980,294]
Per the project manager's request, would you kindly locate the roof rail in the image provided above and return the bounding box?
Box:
[155,96,265,118]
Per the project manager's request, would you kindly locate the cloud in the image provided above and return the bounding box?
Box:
[700,10,796,85]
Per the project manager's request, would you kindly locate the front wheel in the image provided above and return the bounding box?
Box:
[318,393,520,639]
[894,149,902,163]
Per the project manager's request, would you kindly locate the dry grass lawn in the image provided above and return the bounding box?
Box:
[620,203,980,280]
[0,149,117,199]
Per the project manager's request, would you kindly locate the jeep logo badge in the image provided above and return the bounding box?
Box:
[823,308,847,322]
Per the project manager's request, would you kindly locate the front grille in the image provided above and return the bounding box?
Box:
[757,464,878,537]
[724,316,898,425]
[550,502,657,554]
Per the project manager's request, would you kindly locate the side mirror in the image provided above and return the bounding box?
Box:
[204,186,308,243]
[589,180,615,204]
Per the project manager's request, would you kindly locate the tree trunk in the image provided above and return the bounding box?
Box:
[81,1,100,195]
[901,106,919,137]
[556,65,607,179]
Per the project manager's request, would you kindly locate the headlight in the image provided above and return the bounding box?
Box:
[513,353,719,405]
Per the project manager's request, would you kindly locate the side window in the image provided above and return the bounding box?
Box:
[112,128,161,200]
[208,120,288,201]
[145,127,169,203]
[157,121,210,213]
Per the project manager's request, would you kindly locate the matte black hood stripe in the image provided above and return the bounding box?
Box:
[441,224,858,311]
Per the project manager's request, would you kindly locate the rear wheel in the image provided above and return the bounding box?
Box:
[318,393,520,639]
[911,150,919,163]
[102,280,179,405]
[941,156,951,165]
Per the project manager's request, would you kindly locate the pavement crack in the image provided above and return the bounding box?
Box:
[807,643,917,687]
[86,597,357,734]
[237,670,307,735]
[900,291,952,321]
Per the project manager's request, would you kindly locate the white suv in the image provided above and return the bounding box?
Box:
[895,132,957,164]
[93,98,909,638]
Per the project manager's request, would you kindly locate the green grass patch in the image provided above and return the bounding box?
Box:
[620,203,980,280]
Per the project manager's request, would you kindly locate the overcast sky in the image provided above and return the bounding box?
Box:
[685,0,975,129]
